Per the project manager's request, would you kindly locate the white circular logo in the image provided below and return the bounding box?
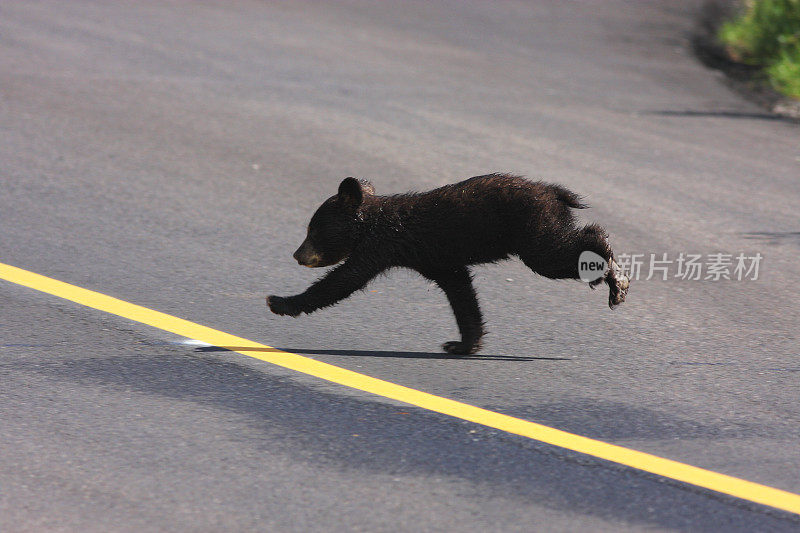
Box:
[578,251,607,282]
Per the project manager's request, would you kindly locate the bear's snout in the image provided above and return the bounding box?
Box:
[293,241,323,267]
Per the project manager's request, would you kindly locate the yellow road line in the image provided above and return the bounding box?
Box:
[2,261,799,517]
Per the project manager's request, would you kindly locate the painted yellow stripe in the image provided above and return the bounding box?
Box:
[2,261,799,516]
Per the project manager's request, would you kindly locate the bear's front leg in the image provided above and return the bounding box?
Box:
[420,267,485,355]
[266,295,302,317]
[267,257,383,317]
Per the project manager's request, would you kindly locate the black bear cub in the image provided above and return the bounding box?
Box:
[268,174,629,355]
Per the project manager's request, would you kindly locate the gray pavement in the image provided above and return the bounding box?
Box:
[2,1,800,531]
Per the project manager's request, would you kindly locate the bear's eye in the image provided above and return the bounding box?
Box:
[309,228,326,243]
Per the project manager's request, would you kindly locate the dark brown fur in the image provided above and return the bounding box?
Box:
[268,174,629,355]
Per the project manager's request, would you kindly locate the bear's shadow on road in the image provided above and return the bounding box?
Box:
[194,345,562,362]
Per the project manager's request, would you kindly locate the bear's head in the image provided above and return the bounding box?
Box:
[293,177,375,268]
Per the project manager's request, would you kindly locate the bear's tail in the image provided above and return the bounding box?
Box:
[555,186,588,209]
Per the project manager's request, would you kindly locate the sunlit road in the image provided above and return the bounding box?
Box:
[2,1,800,531]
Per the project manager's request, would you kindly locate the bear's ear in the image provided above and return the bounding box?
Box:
[337,177,374,208]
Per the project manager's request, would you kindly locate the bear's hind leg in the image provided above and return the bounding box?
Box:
[519,224,629,308]
[603,257,630,309]
[419,267,485,355]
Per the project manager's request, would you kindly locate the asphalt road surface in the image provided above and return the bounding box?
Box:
[2,1,800,531]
